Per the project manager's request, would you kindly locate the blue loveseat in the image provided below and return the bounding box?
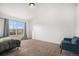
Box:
[60,36,79,54]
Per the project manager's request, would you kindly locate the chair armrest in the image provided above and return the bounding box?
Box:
[60,38,72,47]
[60,38,72,48]
[75,39,79,45]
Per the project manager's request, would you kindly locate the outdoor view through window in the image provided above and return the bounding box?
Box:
[9,20,25,35]
[0,19,4,37]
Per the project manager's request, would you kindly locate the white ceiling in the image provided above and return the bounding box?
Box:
[0,3,33,21]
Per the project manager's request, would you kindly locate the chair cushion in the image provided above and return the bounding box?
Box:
[72,36,79,44]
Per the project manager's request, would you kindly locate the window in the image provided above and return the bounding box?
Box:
[9,20,25,35]
[0,19,4,37]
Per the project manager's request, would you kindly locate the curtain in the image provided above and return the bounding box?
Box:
[23,22,27,39]
[24,22,27,39]
[3,18,9,37]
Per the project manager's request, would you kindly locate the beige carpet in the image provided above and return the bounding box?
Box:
[0,39,79,56]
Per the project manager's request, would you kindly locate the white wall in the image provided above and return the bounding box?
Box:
[76,4,79,36]
[32,3,76,44]
[26,19,32,39]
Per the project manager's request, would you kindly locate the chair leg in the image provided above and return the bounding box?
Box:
[60,48,62,54]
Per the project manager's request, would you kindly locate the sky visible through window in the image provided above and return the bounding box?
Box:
[9,20,24,29]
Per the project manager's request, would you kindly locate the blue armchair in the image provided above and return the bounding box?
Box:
[60,36,79,54]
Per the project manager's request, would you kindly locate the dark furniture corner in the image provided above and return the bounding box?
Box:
[0,39,21,53]
[60,36,79,54]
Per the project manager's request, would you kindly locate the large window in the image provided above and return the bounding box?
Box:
[0,19,4,37]
[9,20,25,35]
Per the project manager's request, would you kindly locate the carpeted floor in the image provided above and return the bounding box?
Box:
[0,39,79,56]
